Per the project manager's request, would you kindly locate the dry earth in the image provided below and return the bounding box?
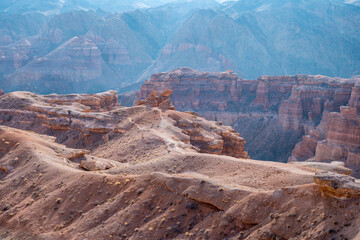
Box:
[0,92,360,240]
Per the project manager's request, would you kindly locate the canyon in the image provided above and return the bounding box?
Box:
[137,68,360,175]
[1,0,359,94]
[1,90,360,239]
[0,1,359,239]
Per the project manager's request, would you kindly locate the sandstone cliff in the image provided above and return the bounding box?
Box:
[315,107,360,168]
[137,68,358,163]
[289,80,360,176]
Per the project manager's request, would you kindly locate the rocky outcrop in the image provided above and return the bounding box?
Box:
[289,129,321,162]
[279,84,353,132]
[43,90,119,111]
[314,172,360,198]
[137,68,357,162]
[0,90,248,160]
[0,89,4,96]
[80,159,115,171]
[290,161,352,175]
[136,90,175,110]
[168,111,249,159]
[0,91,122,148]
[315,107,360,165]
[348,81,360,113]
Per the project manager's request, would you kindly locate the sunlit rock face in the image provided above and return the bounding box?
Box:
[136,68,358,162]
[0,89,248,159]
[315,107,360,169]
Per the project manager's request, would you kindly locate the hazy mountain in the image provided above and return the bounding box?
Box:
[143,0,360,79]
[0,0,201,14]
[0,0,359,93]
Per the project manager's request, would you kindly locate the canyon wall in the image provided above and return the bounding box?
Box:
[137,68,359,164]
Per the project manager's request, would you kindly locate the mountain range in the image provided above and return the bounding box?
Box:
[0,0,359,93]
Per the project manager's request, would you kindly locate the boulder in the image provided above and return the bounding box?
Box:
[80,159,115,171]
[314,172,360,198]
[136,90,175,110]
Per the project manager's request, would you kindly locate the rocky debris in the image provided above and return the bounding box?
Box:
[137,68,357,162]
[80,159,115,171]
[314,172,360,198]
[0,166,9,173]
[136,90,175,110]
[66,150,90,160]
[168,112,249,159]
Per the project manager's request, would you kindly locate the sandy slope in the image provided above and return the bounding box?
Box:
[1,125,360,240]
[0,91,360,239]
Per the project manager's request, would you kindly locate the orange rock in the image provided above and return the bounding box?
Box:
[137,90,175,110]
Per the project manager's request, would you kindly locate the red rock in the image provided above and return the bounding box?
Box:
[314,172,360,198]
[137,68,358,162]
[255,81,270,108]
[44,90,119,111]
[326,107,360,148]
[0,90,248,159]
[136,90,175,110]
[289,130,320,162]
[314,107,360,171]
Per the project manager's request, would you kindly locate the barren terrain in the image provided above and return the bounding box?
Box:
[0,91,360,239]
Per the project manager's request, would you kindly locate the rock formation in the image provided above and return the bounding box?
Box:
[136,90,175,110]
[137,68,358,163]
[315,107,360,166]
[0,89,4,96]
[0,90,248,160]
[348,81,360,113]
[43,90,119,111]
[314,172,360,198]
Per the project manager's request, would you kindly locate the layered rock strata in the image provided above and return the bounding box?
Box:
[136,90,175,110]
[315,107,360,166]
[0,90,248,159]
[137,68,358,162]
[314,172,360,198]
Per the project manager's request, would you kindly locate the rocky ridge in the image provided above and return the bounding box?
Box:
[0,90,248,159]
